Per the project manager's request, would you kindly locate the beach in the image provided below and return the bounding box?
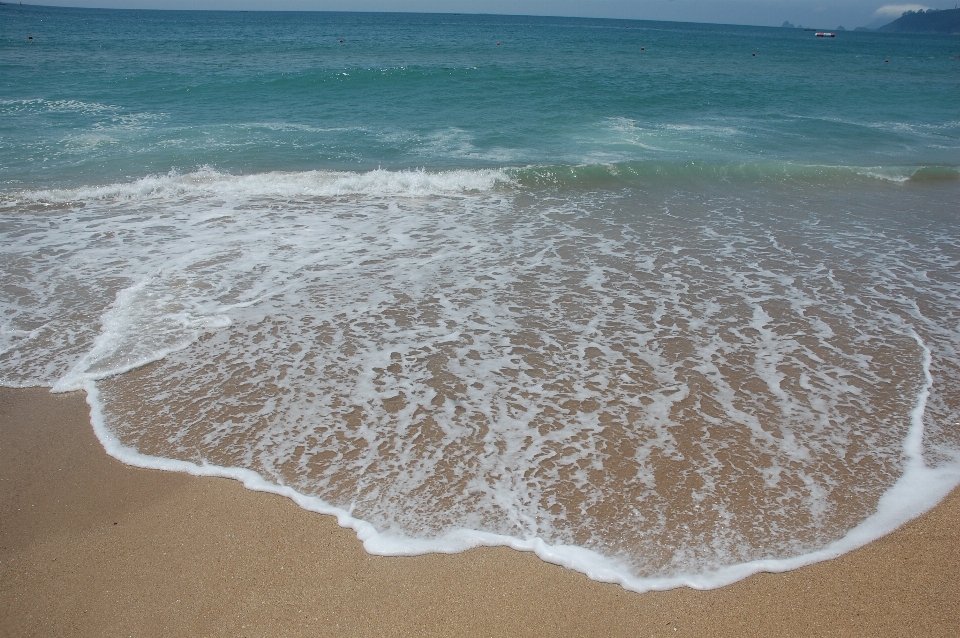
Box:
[2,385,958,636]
[4,6,960,629]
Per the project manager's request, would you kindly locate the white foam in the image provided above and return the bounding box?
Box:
[850,166,914,183]
[75,330,960,592]
[0,98,119,115]
[52,279,232,393]
[3,167,511,207]
[4,169,960,590]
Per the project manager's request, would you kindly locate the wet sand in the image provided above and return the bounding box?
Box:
[1,386,958,637]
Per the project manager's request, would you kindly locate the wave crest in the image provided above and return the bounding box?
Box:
[3,167,512,207]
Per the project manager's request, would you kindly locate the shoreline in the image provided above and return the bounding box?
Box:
[2,386,958,636]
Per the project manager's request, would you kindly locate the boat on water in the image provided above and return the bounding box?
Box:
[816,32,836,37]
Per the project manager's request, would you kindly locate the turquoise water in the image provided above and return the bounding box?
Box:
[4,5,960,185]
[2,4,960,590]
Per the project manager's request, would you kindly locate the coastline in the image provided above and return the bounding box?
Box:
[2,386,958,637]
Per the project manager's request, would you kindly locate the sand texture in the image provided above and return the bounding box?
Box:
[2,386,958,637]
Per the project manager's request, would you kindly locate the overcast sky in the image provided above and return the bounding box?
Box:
[26,0,960,29]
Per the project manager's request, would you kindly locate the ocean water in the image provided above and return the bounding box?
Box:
[2,4,960,590]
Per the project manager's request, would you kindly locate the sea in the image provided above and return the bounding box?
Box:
[2,4,960,592]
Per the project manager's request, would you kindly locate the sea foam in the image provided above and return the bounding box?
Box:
[3,167,960,591]
[4,167,511,207]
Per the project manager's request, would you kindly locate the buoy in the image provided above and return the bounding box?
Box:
[497,41,501,45]
[752,52,756,56]
[28,35,33,40]
[885,59,889,63]
[339,39,343,43]
[640,46,645,50]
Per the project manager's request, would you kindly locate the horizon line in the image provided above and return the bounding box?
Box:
[6,2,879,31]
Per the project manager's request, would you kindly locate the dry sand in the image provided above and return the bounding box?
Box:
[1,386,958,637]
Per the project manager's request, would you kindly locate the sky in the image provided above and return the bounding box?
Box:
[23,0,960,29]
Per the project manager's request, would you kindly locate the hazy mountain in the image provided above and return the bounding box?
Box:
[860,7,960,33]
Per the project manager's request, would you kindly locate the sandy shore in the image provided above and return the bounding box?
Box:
[1,386,958,636]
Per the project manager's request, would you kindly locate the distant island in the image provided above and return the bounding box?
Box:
[782,21,847,31]
[857,7,960,34]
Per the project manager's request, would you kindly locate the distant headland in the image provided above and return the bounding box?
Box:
[856,7,960,34]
